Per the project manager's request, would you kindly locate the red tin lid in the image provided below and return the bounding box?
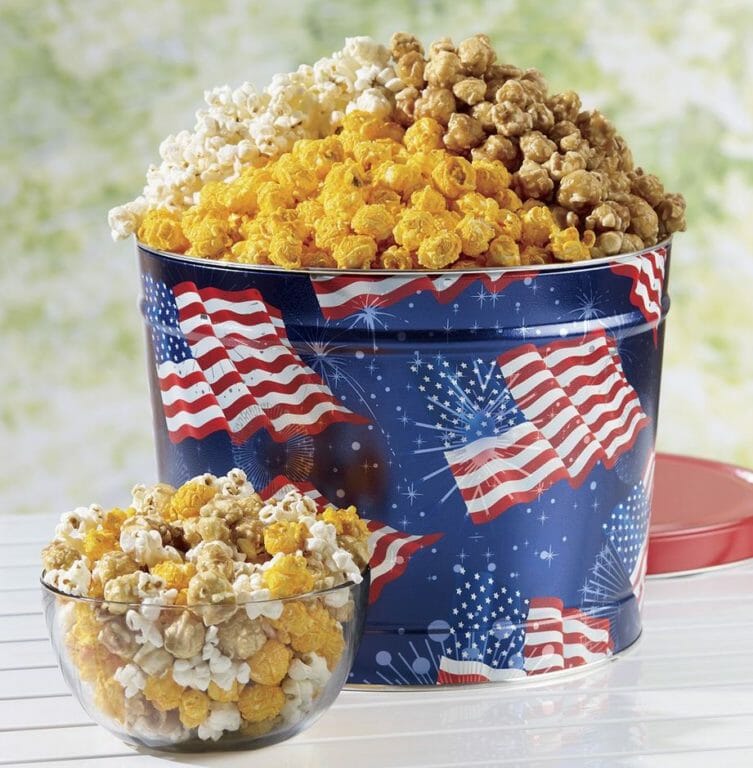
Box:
[648,452,753,575]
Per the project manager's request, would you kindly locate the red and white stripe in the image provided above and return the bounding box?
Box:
[523,598,612,675]
[310,271,538,320]
[561,608,613,668]
[443,423,571,524]
[542,331,649,467]
[157,282,366,443]
[499,345,605,484]
[437,656,526,685]
[258,475,329,506]
[366,521,443,604]
[610,247,667,344]
[522,597,566,674]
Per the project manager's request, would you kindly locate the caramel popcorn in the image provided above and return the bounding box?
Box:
[42,469,367,745]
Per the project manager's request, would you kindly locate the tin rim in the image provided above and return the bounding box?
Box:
[136,236,672,277]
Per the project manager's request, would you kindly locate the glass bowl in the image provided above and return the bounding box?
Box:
[40,571,369,752]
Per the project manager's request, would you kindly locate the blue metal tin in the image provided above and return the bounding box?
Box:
[138,241,671,685]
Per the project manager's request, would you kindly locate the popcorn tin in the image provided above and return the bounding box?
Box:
[138,240,670,685]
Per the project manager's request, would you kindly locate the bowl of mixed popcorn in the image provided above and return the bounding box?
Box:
[40,469,370,751]
[109,32,685,686]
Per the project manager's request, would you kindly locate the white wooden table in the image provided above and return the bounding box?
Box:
[2,513,752,768]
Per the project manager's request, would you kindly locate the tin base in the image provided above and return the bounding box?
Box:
[344,631,643,691]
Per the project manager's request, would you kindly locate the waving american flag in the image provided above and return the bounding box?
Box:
[439,330,648,524]
[143,277,367,444]
[310,271,537,320]
[610,247,667,344]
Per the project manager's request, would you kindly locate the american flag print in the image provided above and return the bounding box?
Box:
[367,521,444,604]
[310,271,537,320]
[250,474,443,605]
[435,571,612,684]
[610,247,667,344]
[143,277,367,444]
[443,329,649,524]
[522,597,613,675]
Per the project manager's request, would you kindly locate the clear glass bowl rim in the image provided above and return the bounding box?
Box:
[40,569,365,610]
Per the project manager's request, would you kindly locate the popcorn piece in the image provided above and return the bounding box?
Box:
[143,672,184,712]
[216,611,267,659]
[45,559,92,597]
[168,481,217,521]
[133,642,173,676]
[248,639,293,686]
[179,688,211,729]
[114,663,147,698]
[263,554,315,598]
[237,684,286,724]
[164,611,206,659]
[198,702,242,741]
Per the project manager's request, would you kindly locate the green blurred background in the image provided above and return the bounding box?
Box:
[3,0,752,514]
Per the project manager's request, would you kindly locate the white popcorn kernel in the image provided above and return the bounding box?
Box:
[197,702,241,742]
[172,656,212,691]
[114,663,147,698]
[126,609,163,647]
[46,559,92,596]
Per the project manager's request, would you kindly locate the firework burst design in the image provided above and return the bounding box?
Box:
[410,353,519,504]
[578,539,632,623]
[431,565,528,674]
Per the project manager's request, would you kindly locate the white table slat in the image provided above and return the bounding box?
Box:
[0,567,43,592]
[0,613,48,643]
[0,544,46,568]
[0,516,59,543]
[0,591,42,616]
[1,516,753,766]
[0,639,57,670]
[0,667,69,698]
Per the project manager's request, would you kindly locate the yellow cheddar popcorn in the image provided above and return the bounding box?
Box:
[417,231,463,269]
[404,117,445,153]
[179,688,211,729]
[93,673,126,722]
[486,235,522,267]
[332,235,377,270]
[143,672,184,712]
[237,684,286,723]
[409,186,446,213]
[521,205,558,248]
[150,561,196,591]
[457,215,497,257]
[351,204,396,242]
[322,506,370,540]
[472,159,511,197]
[263,554,315,598]
[379,245,414,270]
[272,601,311,637]
[137,209,189,253]
[263,521,309,556]
[248,639,292,686]
[83,527,120,562]
[393,209,439,251]
[550,226,592,262]
[181,208,234,258]
[168,481,217,521]
[207,680,241,703]
[431,155,476,198]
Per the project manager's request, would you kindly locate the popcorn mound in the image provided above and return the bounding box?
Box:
[41,469,368,745]
[111,33,686,267]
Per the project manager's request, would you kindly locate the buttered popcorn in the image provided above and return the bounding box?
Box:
[114,33,685,265]
[41,469,368,746]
